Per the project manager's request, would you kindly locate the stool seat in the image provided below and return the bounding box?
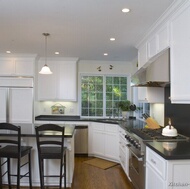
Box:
[39,146,67,159]
[0,145,32,158]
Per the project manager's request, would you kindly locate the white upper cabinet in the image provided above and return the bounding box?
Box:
[37,59,78,101]
[170,2,190,103]
[138,43,148,69]
[157,23,170,53]
[147,35,158,59]
[0,57,35,76]
[147,23,169,60]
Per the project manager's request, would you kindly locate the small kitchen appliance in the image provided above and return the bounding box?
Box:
[162,118,178,137]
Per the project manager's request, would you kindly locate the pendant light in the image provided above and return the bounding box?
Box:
[39,33,53,74]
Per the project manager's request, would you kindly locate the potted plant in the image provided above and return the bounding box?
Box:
[117,100,131,119]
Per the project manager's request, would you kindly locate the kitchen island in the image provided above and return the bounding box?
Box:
[0,124,75,188]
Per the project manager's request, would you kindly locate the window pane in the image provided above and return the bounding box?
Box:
[81,75,128,117]
[81,75,103,117]
[105,76,128,117]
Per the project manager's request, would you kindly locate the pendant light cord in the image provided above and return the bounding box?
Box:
[43,33,50,66]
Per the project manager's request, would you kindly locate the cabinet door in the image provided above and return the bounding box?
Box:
[37,61,57,100]
[138,43,148,69]
[170,3,190,103]
[157,24,169,53]
[58,61,77,101]
[138,87,148,102]
[0,88,7,122]
[105,132,119,160]
[104,124,119,160]
[92,129,105,156]
[146,164,165,189]
[0,59,14,75]
[15,58,34,76]
[147,35,157,59]
[9,88,33,123]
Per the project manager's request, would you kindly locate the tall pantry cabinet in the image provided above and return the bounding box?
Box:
[0,56,36,124]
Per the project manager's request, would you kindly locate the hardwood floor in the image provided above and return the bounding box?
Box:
[71,156,133,189]
[2,156,133,189]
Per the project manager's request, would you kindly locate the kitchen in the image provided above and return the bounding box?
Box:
[1,0,190,189]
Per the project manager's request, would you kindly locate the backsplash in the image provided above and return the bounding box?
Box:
[165,86,190,137]
[35,101,79,116]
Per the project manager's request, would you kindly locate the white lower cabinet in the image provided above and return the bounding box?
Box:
[146,147,190,189]
[146,163,165,189]
[90,122,119,161]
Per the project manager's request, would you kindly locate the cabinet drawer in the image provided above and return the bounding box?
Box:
[92,122,104,131]
[105,124,118,133]
[119,137,127,152]
[119,127,126,139]
[146,147,166,179]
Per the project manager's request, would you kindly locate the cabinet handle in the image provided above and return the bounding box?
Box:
[151,158,156,164]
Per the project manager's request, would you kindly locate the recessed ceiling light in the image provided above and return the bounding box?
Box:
[6,51,11,54]
[122,8,130,13]
[104,53,108,56]
[55,52,59,55]
[110,38,115,41]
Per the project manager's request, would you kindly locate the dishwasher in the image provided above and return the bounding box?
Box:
[74,125,88,155]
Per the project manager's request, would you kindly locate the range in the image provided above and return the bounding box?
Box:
[125,126,189,189]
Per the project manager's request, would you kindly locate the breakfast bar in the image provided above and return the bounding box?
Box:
[0,124,75,188]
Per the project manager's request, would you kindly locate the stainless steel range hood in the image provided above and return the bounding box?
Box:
[131,49,170,87]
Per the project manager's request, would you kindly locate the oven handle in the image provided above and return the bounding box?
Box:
[126,144,144,161]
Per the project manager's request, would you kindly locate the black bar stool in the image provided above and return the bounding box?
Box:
[0,123,32,189]
[35,124,67,189]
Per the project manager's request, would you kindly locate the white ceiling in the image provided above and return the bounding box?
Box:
[0,0,174,62]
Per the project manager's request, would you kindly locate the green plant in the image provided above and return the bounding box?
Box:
[117,100,131,111]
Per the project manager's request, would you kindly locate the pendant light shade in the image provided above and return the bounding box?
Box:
[39,64,52,74]
[39,33,53,74]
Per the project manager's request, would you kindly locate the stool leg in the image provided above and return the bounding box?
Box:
[7,158,11,189]
[0,158,2,188]
[59,158,63,189]
[39,158,44,189]
[28,152,32,189]
[64,154,66,189]
[17,157,21,189]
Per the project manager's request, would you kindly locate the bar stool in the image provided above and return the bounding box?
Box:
[0,123,32,189]
[35,124,67,189]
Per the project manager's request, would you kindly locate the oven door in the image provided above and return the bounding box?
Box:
[127,145,145,189]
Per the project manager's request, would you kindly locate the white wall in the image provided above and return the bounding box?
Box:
[35,59,137,116]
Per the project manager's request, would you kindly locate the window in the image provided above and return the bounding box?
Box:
[80,75,129,117]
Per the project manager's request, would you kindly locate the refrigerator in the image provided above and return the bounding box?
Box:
[0,77,34,133]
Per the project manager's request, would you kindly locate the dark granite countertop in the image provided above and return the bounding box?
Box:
[35,115,125,124]
[0,124,75,138]
[145,140,190,160]
[35,115,145,132]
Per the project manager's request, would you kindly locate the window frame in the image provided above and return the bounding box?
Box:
[79,73,131,118]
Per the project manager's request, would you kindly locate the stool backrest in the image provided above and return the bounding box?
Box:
[0,122,21,152]
[35,124,65,156]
